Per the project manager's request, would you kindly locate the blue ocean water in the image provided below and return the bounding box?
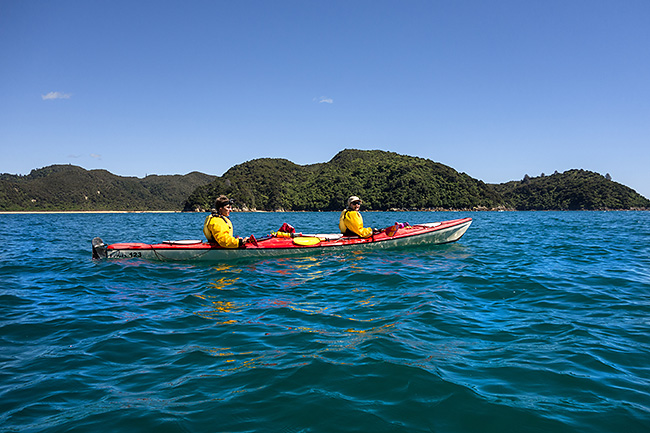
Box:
[1,211,649,433]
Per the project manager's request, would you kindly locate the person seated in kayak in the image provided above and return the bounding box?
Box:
[203,195,249,248]
[339,196,374,238]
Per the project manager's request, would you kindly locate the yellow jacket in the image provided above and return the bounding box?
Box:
[339,209,373,238]
[203,214,241,248]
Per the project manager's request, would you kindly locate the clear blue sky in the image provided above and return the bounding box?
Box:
[2,0,649,199]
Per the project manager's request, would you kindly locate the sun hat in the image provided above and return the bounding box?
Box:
[347,196,363,207]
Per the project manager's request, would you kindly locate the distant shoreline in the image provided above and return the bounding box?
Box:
[1,208,647,214]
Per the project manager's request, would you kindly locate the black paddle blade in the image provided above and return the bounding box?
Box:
[92,237,107,259]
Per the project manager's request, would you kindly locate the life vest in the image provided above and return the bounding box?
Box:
[204,213,241,248]
[339,209,373,238]
[203,212,229,242]
[203,213,217,241]
[339,209,349,234]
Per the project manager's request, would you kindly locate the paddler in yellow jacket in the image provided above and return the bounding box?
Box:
[203,195,249,248]
[339,196,374,238]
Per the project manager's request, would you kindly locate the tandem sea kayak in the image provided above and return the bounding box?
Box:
[92,217,472,262]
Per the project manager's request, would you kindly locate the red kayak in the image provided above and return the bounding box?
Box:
[92,218,472,262]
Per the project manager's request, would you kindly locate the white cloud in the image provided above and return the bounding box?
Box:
[42,91,71,100]
[68,153,101,160]
[315,96,334,104]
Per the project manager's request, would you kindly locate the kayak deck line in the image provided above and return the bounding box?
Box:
[92,218,472,262]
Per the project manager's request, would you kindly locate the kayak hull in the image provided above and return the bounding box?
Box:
[93,218,472,262]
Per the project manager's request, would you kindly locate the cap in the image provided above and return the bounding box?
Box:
[347,196,363,206]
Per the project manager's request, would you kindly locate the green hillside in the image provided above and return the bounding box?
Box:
[0,165,216,211]
[185,150,649,211]
[490,169,650,210]
[2,151,648,212]
[184,149,514,211]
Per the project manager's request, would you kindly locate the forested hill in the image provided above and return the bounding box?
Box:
[490,169,650,210]
[2,151,648,211]
[0,165,216,211]
[183,150,502,211]
[183,149,650,211]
